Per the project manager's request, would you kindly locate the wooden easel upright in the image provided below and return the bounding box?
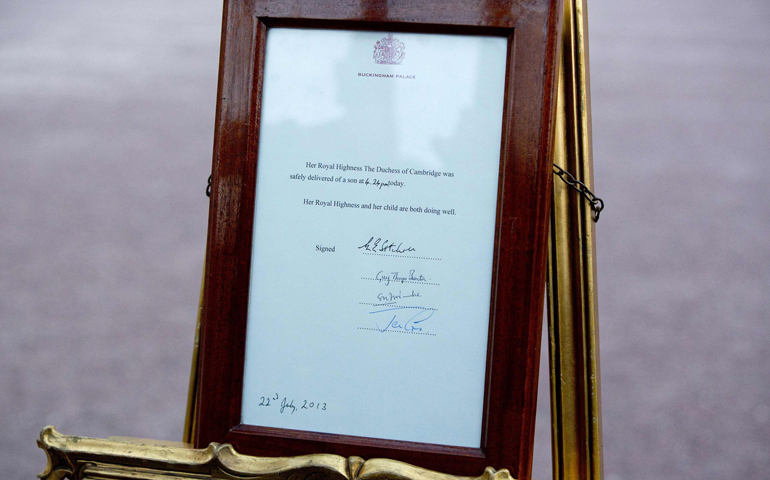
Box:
[38,2,602,480]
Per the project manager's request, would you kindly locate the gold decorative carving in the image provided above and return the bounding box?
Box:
[38,427,516,480]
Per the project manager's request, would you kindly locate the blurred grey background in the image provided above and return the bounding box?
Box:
[1,1,768,479]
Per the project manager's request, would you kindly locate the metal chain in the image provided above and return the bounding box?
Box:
[552,164,604,222]
[206,175,211,198]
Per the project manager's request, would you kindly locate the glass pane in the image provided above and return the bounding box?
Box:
[241,27,508,448]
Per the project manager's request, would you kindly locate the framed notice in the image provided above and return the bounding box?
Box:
[195,1,563,479]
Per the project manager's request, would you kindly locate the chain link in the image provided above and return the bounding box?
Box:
[206,175,212,198]
[552,164,604,222]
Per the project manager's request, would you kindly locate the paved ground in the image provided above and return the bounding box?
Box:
[1,1,768,479]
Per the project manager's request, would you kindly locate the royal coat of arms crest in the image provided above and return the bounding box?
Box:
[373,33,405,65]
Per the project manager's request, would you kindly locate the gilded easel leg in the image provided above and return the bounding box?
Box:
[183,263,205,444]
[547,0,604,479]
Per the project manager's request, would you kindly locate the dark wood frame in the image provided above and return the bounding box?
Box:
[194,1,564,479]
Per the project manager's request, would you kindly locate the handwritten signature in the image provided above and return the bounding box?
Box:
[370,306,436,334]
[374,270,427,286]
[358,237,416,254]
[376,290,421,304]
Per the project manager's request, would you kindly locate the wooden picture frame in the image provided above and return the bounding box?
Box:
[194,1,564,479]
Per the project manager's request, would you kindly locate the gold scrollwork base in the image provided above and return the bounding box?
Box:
[38,426,516,480]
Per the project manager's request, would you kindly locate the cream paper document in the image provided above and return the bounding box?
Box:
[241,28,508,448]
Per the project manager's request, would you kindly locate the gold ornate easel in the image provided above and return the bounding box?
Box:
[38,1,601,479]
[37,426,516,480]
[547,0,603,479]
